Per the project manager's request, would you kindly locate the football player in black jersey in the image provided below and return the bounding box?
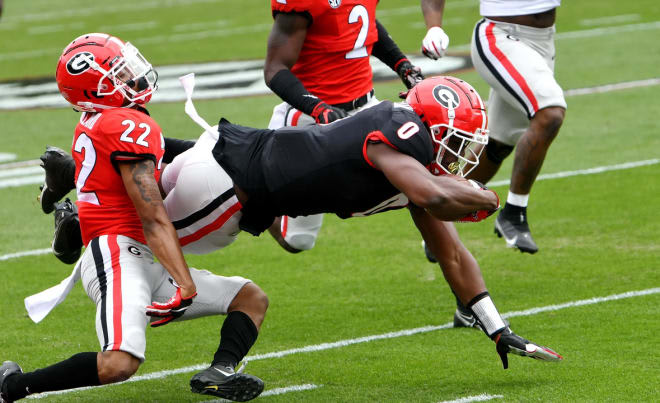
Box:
[35,77,562,371]
[209,76,562,368]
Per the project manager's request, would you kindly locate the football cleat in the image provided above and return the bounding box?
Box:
[453,308,483,330]
[0,361,23,403]
[494,207,538,254]
[422,240,438,263]
[38,146,76,214]
[494,327,563,369]
[190,363,264,402]
[52,198,83,264]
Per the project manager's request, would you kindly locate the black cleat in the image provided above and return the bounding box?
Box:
[494,207,538,254]
[494,327,563,369]
[0,361,23,403]
[52,198,83,264]
[422,240,437,263]
[190,363,264,402]
[38,146,76,214]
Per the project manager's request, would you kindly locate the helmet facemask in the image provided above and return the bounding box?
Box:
[95,42,158,105]
[429,111,489,177]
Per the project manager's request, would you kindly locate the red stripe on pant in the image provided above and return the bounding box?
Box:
[485,22,539,112]
[179,202,242,247]
[108,235,123,351]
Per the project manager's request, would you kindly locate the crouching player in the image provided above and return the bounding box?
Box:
[1,33,267,403]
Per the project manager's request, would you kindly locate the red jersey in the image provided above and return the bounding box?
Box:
[272,0,379,104]
[71,107,165,246]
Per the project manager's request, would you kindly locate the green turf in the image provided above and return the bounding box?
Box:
[1,0,660,402]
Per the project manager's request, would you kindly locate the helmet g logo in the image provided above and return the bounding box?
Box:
[66,52,94,75]
[328,0,341,9]
[432,85,460,109]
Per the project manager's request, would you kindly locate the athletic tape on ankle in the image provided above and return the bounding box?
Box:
[470,295,506,336]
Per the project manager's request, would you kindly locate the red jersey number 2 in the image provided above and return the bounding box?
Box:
[345,5,370,59]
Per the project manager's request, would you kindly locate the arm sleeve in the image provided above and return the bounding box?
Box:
[371,19,408,72]
[268,68,321,115]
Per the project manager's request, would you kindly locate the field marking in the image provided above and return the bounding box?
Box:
[0,248,51,262]
[439,394,504,403]
[488,158,660,187]
[3,19,660,61]
[579,14,640,27]
[201,383,321,402]
[26,287,660,399]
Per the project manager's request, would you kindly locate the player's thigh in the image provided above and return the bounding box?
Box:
[164,148,241,254]
[152,267,251,321]
[487,90,529,146]
[268,102,315,129]
[471,20,565,119]
[80,235,160,362]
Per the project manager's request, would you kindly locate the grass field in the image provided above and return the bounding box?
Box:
[1,0,659,402]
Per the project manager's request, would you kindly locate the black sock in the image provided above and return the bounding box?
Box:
[502,203,526,219]
[451,289,471,315]
[212,311,259,368]
[5,352,100,400]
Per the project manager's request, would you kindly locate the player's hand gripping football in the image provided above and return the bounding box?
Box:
[396,60,424,90]
[422,26,450,60]
[494,327,563,369]
[146,287,197,327]
[457,180,500,223]
[310,101,348,124]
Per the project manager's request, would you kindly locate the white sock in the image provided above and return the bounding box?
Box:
[507,192,529,208]
[470,294,506,337]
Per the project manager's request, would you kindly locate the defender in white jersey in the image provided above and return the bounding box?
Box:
[421,0,566,254]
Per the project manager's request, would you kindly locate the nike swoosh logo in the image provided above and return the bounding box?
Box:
[213,367,234,377]
[2,369,9,376]
[504,235,518,247]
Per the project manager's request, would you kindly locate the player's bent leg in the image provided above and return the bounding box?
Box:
[510,106,565,195]
[96,351,140,384]
[175,273,266,401]
[227,282,269,330]
[0,353,101,401]
[281,214,324,252]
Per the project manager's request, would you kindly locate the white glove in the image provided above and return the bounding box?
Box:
[422,26,450,59]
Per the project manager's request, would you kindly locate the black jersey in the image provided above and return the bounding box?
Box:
[213,101,434,235]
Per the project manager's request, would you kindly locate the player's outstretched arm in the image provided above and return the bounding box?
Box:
[118,159,196,300]
[368,143,498,220]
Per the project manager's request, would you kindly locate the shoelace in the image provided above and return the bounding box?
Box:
[235,360,247,374]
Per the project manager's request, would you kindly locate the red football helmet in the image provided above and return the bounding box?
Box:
[406,76,489,177]
[55,33,158,112]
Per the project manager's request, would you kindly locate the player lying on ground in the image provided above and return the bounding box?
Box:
[1,33,268,403]
[34,76,563,378]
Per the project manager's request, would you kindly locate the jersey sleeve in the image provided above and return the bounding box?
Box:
[97,108,164,170]
[271,0,323,20]
[366,103,434,167]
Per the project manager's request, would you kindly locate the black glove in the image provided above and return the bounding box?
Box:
[494,327,563,369]
[396,60,424,90]
[310,101,348,124]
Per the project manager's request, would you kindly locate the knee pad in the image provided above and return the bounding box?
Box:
[282,214,324,251]
[485,140,514,165]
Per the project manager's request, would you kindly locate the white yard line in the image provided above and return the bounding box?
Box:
[0,248,51,262]
[488,158,660,188]
[439,394,504,403]
[26,287,660,399]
